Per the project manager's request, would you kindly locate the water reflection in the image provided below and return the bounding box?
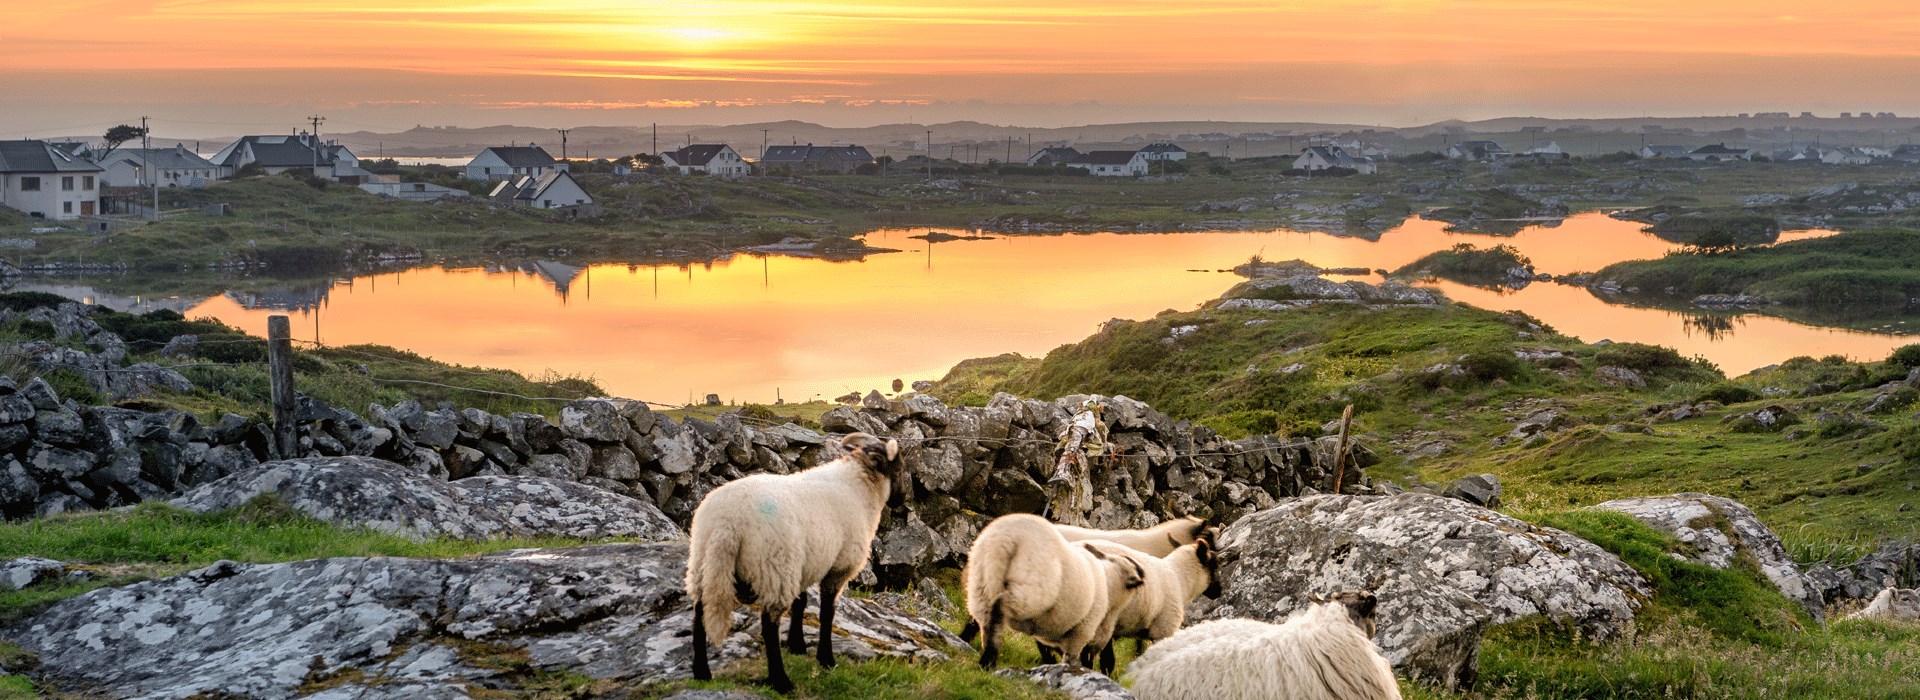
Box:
[26,213,1907,403]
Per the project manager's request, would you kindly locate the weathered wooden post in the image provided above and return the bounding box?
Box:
[1330,404,1355,494]
[267,315,299,459]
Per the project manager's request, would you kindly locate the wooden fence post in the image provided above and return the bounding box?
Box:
[1330,404,1355,494]
[267,315,299,459]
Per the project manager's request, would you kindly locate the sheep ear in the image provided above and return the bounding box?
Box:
[1307,593,1326,604]
[1083,543,1107,560]
[884,438,900,460]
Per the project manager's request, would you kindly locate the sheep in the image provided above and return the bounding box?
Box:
[1845,578,1920,622]
[964,513,1147,670]
[685,432,903,693]
[1077,527,1222,675]
[1128,590,1402,700]
[960,515,1210,646]
[1054,515,1211,557]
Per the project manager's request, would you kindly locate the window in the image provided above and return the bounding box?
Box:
[83,176,94,190]
[61,176,74,191]
[63,202,73,214]
[19,177,39,191]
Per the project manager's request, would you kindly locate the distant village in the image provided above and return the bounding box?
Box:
[4,114,1920,222]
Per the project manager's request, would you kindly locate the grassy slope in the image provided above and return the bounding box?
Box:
[1595,228,1920,309]
[1393,243,1532,288]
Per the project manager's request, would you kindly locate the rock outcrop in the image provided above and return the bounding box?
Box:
[997,664,1135,700]
[1805,542,1919,604]
[170,456,683,542]
[1201,494,1650,689]
[5,543,964,699]
[1595,493,1824,619]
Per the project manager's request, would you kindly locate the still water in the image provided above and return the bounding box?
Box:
[126,214,1911,403]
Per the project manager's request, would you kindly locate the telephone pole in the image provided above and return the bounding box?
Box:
[556,129,571,169]
[141,116,157,221]
[307,115,325,172]
[926,129,933,179]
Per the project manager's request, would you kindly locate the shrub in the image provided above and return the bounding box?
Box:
[1695,383,1762,405]
[1595,342,1692,375]
[1886,344,1920,370]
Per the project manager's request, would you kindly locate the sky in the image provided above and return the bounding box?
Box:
[5,1,1920,137]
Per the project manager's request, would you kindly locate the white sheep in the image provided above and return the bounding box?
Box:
[965,513,1146,670]
[1054,515,1211,557]
[960,515,1211,646]
[1128,591,1402,700]
[1078,528,1222,675]
[686,432,902,693]
[1845,578,1920,622]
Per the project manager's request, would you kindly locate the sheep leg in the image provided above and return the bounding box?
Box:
[815,578,842,669]
[958,619,980,644]
[760,608,794,693]
[1036,643,1059,665]
[786,591,809,655]
[976,602,1004,670]
[1098,641,1116,676]
[691,601,712,681]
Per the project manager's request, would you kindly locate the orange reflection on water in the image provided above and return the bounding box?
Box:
[183,215,1872,403]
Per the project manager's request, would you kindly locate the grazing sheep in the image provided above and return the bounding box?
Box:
[686,432,903,693]
[1129,591,1401,700]
[1845,578,1920,622]
[1054,515,1211,557]
[1078,527,1222,675]
[961,515,1211,645]
[965,513,1147,670]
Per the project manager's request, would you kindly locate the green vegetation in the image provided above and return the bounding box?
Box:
[1394,243,1532,288]
[1595,228,1920,310]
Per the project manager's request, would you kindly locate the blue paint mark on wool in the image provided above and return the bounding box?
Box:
[757,498,780,518]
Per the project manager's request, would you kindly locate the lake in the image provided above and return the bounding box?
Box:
[43,213,1914,405]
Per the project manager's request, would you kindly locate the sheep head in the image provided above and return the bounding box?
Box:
[838,432,904,487]
[1194,526,1224,598]
[1310,590,1379,638]
[1084,542,1146,590]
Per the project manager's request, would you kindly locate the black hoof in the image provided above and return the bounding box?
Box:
[768,677,796,693]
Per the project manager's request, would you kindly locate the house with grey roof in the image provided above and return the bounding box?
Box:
[1025,146,1081,166]
[660,144,748,177]
[465,146,558,181]
[488,170,593,210]
[95,145,220,188]
[1445,141,1509,160]
[1137,142,1188,161]
[210,134,367,182]
[1065,150,1149,176]
[0,140,104,220]
[1292,145,1377,175]
[1638,144,1691,159]
[759,144,874,173]
[1687,144,1752,162]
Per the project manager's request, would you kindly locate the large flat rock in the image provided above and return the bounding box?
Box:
[1594,492,1824,619]
[169,455,682,541]
[5,542,965,699]
[1202,494,1650,690]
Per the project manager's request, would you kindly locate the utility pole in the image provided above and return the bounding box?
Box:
[307,115,325,173]
[141,116,157,221]
[926,129,933,179]
[556,129,571,169]
[651,123,657,157]
[760,128,770,161]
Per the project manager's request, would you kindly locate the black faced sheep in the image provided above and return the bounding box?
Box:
[1078,527,1222,675]
[686,432,902,693]
[964,513,1146,670]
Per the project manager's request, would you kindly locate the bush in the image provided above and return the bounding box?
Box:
[1595,342,1693,375]
[1886,344,1920,369]
[1695,383,1762,405]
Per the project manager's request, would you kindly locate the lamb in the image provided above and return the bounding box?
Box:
[1077,528,1222,675]
[1128,590,1402,700]
[1054,515,1211,557]
[1845,578,1920,622]
[685,432,903,693]
[964,513,1147,670]
[960,515,1211,646]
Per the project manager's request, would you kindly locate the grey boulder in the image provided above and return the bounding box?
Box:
[169,455,682,541]
[997,664,1135,700]
[1595,493,1824,619]
[7,543,964,699]
[1202,494,1649,690]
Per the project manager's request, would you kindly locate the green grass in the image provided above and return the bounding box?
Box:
[1394,243,1532,288]
[1594,228,1920,309]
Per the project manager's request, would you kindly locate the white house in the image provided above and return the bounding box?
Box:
[466,146,559,181]
[1686,144,1752,161]
[660,144,749,177]
[1445,141,1509,160]
[1137,142,1188,161]
[358,181,470,202]
[1292,146,1377,175]
[0,140,103,220]
[1819,147,1875,165]
[210,134,366,182]
[95,145,220,188]
[1065,150,1149,176]
[489,171,592,209]
[1638,145,1691,159]
[1525,141,1565,156]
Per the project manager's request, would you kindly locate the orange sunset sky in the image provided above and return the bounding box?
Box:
[4,1,1920,135]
